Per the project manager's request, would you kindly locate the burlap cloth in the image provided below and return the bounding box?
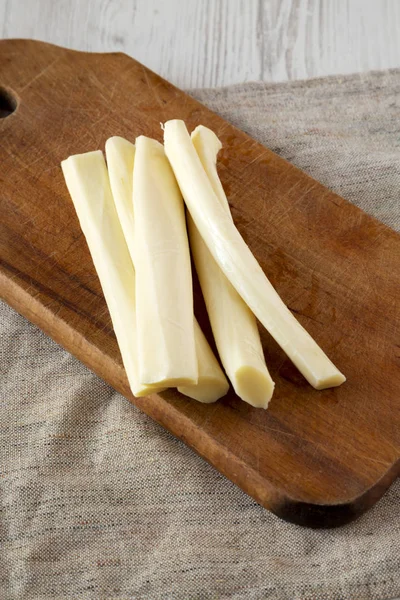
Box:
[1,69,399,600]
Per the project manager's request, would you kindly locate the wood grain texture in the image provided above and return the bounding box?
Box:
[1,40,399,527]
[1,0,400,87]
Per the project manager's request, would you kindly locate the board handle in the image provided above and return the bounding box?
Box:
[0,39,63,124]
[0,85,18,118]
[0,39,125,122]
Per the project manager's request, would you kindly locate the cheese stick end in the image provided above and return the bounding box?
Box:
[178,377,229,404]
[313,371,346,391]
[234,365,275,409]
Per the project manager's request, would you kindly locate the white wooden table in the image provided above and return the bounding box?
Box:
[1,0,400,89]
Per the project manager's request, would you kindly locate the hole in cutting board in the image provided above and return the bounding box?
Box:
[0,87,18,118]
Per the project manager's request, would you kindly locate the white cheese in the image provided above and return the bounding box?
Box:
[61,151,163,397]
[106,135,229,402]
[189,125,274,408]
[164,120,345,390]
[178,319,229,403]
[133,136,198,387]
[105,136,136,262]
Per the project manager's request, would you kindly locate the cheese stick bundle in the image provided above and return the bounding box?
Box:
[61,119,345,410]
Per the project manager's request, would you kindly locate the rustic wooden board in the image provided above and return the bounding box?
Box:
[1,39,399,528]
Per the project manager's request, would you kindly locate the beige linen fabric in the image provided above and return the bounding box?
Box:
[1,69,399,599]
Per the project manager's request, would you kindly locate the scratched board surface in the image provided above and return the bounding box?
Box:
[1,40,399,527]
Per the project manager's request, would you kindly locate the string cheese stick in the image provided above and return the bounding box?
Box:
[164,120,345,390]
[178,320,229,403]
[133,135,198,387]
[61,151,163,397]
[188,125,274,408]
[105,136,228,402]
[105,136,137,262]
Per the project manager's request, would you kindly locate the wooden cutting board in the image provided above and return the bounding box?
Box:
[1,39,399,528]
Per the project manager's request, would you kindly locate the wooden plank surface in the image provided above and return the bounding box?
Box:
[1,39,399,527]
[1,0,400,88]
